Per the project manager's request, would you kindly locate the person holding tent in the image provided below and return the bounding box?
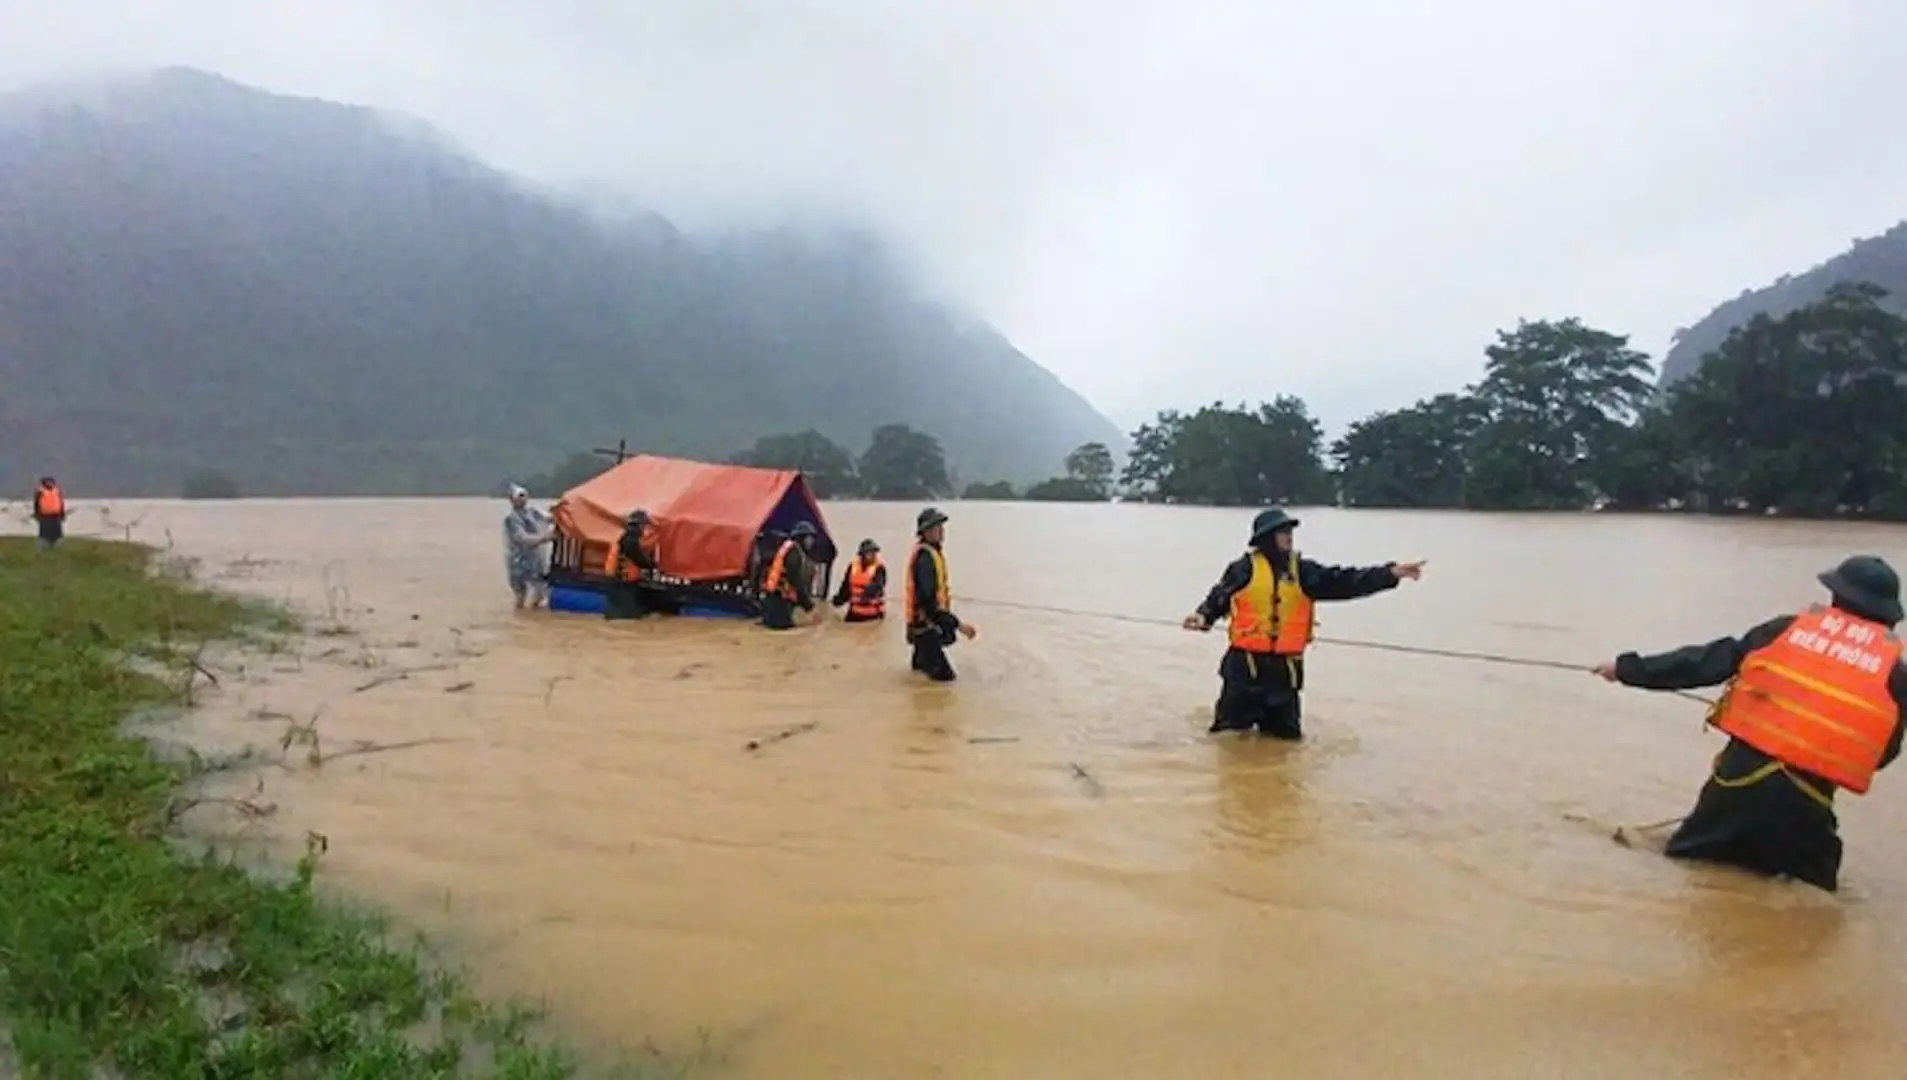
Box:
[761,522,820,630]
[502,484,554,609]
[1592,555,1907,892]
[605,509,659,620]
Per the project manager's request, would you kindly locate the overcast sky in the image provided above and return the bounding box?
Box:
[5,0,1905,433]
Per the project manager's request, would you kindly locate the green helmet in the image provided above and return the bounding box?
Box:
[1249,507,1300,541]
[1818,555,1903,625]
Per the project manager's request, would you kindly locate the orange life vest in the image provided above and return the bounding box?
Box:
[905,542,949,628]
[1227,550,1314,656]
[762,540,799,600]
[847,558,886,618]
[34,484,64,517]
[1710,604,1903,795]
[603,527,653,584]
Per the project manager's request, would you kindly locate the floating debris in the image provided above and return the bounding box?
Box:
[745,722,819,752]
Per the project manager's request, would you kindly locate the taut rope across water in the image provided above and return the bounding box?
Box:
[955,596,1718,707]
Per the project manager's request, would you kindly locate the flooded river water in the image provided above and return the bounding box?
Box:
[15,498,1907,1078]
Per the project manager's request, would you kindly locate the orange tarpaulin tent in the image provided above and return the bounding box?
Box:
[551,454,836,582]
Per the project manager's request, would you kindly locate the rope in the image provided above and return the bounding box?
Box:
[955,596,1717,707]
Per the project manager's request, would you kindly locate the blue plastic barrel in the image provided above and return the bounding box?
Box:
[549,585,609,615]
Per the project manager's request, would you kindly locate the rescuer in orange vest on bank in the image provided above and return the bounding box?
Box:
[1182,507,1424,739]
[603,509,659,620]
[1593,555,1907,892]
[831,539,887,622]
[907,507,976,681]
[32,476,67,550]
[760,521,820,631]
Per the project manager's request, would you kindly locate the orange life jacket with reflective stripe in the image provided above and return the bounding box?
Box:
[847,558,886,618]
[1710,604,1903,795]
[763,540,799,600]
[603,527,652,584]
[34,485,64,517]
[1227,550,1314,656]
[905,543,949,628]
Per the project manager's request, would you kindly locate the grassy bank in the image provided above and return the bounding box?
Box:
[0,537,673,1078]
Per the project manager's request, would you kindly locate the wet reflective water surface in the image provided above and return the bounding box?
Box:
[19,499,1907,1078]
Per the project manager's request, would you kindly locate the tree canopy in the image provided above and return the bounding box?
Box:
[1007,440,1121,502]
[858,424,951,500]
[1101,285,1907,520]
[1329,284,1907,519]
[1120,398,1332,506]
[729,430,861,498]
[522,423,963,503]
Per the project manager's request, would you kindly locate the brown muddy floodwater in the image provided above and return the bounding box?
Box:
[14,498,1907,1078]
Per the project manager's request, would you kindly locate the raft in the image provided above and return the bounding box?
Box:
[541,453,836,619]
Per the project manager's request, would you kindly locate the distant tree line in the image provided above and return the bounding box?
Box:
[1330,281,1907,518]
[519,280,1907,519]
[520,423,957,501]
[181,469,242,500]
[959,441,1117,501]
[1102,280,1907,518]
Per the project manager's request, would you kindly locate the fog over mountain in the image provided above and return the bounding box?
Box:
[0,68,1122,496]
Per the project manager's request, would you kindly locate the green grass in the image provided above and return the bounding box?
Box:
[0,537,690,1078]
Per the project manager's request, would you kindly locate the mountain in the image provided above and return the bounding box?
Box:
[1659,221,1907,386]
[0,68,1122,497]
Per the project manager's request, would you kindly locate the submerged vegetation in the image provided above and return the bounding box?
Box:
[0,538,679,1078]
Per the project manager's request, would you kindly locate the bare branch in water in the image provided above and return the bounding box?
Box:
[744,721,818,752]
[1068,763,1104,798]
[320,737,469,765]
[165,793,278,824]
[352,661,454,693]
[176,643,221,704]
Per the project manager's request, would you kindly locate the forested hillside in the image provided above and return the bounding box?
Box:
[1660,221,1907,385]
[0,68,1121,496]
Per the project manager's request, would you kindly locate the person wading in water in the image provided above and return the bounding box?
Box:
[1593,555,1907,892]
[907,507,976,681]
[502,484,553,609]
[760,522,820,630]
[604,509,659,620]
[831,539,887,622]
[1182,507,1423,739]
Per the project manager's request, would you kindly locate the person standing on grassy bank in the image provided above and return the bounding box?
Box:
[0,536,660,1077]
[31,475,66,549]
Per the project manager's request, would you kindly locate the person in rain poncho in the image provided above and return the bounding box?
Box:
[503,484,554,609]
